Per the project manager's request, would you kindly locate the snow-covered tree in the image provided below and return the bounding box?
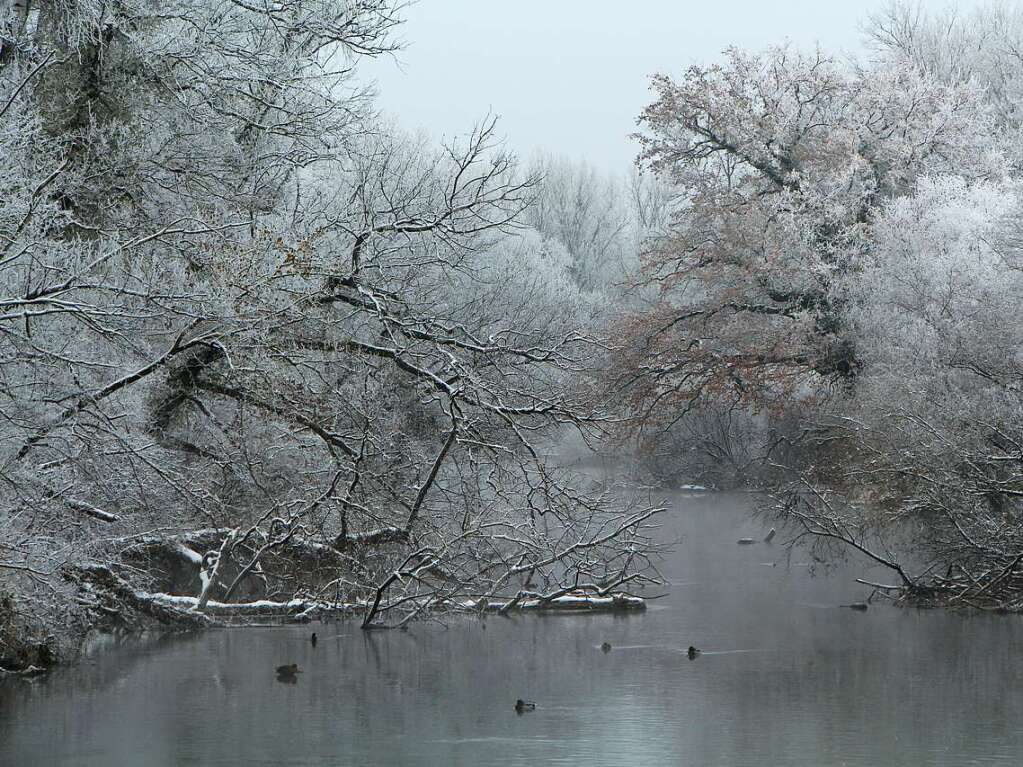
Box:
[618,44,1004,421]
[522,154,638,292]
[866,1,1023,168]
[781,176,1023,606]
[0,0,660,662]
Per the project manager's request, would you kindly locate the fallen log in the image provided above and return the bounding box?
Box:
[460,592,646,613]
[69,557,648,632]
[148,593,359,621]
[144,591,646,620]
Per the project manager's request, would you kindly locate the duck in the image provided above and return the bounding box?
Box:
[846,603,868,611]
[600,642,612,653]
[514,699,536,713]
[311,632,318,646]
[687,646,701,660]
[276,663,301,676]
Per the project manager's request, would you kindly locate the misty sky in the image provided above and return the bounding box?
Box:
[363,0,987,171]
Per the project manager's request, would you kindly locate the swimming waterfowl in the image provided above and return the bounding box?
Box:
[601,642,612,653]
[311,633,318,646]
[846,603,868,611]
[276,663,301,676]
[687,646,701,660]
[514,699,536,712]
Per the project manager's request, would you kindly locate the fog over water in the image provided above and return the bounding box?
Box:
[5,492,1023,766]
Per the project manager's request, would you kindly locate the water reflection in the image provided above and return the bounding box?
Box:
[3,492,1023,766]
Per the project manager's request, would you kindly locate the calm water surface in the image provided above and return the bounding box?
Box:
[3,492,1023,766]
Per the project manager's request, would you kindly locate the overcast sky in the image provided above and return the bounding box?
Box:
[362,0,987,172]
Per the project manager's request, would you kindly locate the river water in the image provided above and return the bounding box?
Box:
[3,491,1023,766]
